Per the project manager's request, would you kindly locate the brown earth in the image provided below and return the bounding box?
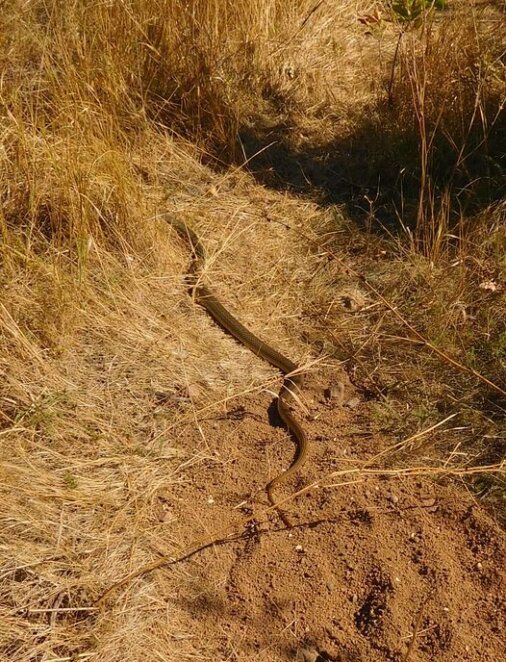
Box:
[144,363,506,661]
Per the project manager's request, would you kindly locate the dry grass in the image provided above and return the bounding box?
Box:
[385,0,505,250]
[304,201,506,499]
[1,0,505,659]
[1,153,318,659]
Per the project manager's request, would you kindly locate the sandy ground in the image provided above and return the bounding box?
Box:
[138,364,506,661]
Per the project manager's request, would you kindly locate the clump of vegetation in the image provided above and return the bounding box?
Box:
[391,0,447,22]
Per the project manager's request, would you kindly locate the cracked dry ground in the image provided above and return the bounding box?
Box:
[153,365,506,661]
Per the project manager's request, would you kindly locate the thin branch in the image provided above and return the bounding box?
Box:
[402,593,430,661]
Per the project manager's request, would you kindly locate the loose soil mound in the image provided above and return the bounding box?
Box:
[152,366,506,661]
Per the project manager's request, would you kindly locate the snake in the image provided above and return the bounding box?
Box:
[165,215,307,527]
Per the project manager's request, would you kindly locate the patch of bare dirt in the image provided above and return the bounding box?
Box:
[151,366,506,661]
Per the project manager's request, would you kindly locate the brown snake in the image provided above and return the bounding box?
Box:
[166,216,307,527]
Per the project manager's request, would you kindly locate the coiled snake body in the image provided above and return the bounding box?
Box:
[166,216,307,527]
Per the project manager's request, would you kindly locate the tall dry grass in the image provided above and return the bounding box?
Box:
[357,1,505,256]
[390,1,505,255]
[0,0,368,255]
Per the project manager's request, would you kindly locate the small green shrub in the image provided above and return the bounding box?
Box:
[391,0,446,22]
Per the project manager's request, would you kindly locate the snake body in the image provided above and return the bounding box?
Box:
[166,216,307,526]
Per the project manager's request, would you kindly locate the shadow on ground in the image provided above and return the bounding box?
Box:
[237,106,505,233]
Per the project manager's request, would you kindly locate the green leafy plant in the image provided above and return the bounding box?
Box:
[386,0,447,105]
[391,0,446,22]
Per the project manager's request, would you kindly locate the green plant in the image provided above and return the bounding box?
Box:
[386,0,447,106]
[63,472,78,489]
[490,332,506,361]
[391,0,446,22]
